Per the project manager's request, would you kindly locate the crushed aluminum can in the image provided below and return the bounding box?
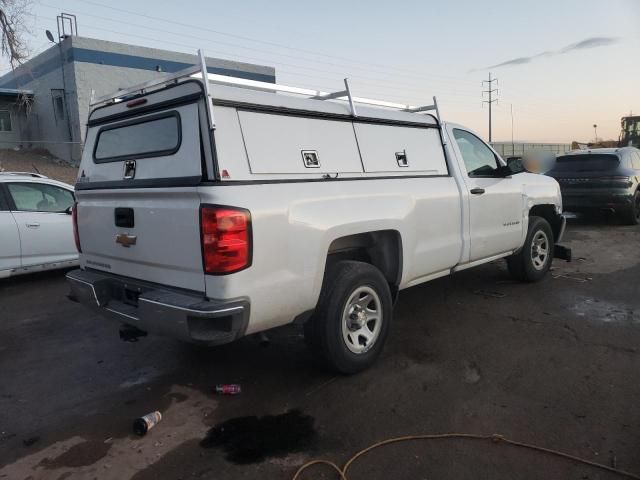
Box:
[133,411,162,436]
[215,384,241,395]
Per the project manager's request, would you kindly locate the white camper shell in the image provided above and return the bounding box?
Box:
[68,51,570,373]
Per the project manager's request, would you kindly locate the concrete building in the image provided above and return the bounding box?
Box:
[0,36,275,164]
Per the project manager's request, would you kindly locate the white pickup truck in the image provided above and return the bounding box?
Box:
[67,53,570,373]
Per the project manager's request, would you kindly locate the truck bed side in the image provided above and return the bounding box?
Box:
[198,177,462,334]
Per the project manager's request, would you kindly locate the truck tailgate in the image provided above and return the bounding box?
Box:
[76,188,204,292]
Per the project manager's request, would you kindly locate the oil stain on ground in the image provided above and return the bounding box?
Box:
[200,409,316,464]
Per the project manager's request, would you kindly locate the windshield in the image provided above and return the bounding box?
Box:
[550,154,619,173]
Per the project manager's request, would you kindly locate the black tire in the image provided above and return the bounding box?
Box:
[304,260,392,374]
[507,216,554,283]
[621,190,640,225]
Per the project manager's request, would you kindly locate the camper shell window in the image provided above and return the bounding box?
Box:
[93,111,182,163]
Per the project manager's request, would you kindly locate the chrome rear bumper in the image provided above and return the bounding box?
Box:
[66,269,249,345]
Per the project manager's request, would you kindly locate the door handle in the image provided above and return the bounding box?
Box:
[26,223,40,228]
[470,188,485,195]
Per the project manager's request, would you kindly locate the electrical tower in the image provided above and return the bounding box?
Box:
[482,72,498,142]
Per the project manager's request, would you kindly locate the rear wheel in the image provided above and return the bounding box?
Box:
[304,261,392,374]
[621,190,640,225]
[507,216,554,282]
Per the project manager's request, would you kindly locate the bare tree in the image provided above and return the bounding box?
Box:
[0,0,31,68]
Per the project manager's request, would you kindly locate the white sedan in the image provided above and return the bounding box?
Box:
[0,172,78,278]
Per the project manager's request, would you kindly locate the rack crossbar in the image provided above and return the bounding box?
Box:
[311,89,348,101]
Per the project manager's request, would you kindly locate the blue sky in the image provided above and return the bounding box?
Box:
[11,0,640,142]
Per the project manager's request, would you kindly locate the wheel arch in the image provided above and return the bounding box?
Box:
[529,204,563,242]
[325,230,403,302]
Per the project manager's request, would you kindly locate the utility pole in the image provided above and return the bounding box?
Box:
[593,124,598,143]
[482,72,498,142]
[510,104,514,156]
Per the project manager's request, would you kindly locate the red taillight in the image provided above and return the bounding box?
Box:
[72,202,82,253]
[200,206,251,274]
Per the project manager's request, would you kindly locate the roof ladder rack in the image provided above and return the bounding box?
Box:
[91,48,442,124]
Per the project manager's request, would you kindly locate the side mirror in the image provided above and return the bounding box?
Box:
[495,164,513,177]
[64,206,73,215]
[506,156,524,173]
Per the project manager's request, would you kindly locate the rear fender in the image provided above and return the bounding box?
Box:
[289,195,410,307]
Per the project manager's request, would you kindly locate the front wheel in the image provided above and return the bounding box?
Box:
[304,261,392,374]
[507,216,554,282]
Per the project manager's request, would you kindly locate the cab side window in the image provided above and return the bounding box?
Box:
[453,129,500,177]
[7,183,74,213]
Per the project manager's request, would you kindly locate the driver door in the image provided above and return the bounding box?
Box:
[449,128,524,262]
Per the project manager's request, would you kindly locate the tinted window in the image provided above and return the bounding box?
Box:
[453,129,499,176]
[8,183,74,212]
[94,112,181,162]
[551,154,619,173]
[0,187,8,210]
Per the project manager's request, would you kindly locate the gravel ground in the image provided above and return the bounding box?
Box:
[0,149,78,185]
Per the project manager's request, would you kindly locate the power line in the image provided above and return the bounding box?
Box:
[35,1,606,124]
[482,72,498,141]
[32,3,491,107]
[38,0,476,86]
[35,2,582,119]
[25,7,587,141]
[28,16,483,106]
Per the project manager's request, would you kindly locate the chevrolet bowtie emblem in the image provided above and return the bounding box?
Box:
[115,233,137,247]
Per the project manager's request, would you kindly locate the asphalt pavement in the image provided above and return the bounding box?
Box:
[1,216,639,480]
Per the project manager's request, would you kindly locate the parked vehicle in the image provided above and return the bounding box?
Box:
[0,172,77,278]
[547,147,640,224]
[67,53,570,373]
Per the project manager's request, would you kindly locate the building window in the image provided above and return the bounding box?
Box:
[0,110,12,132]
[51,89,65,123]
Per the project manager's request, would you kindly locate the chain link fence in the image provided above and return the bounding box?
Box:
[490,142,572,158]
